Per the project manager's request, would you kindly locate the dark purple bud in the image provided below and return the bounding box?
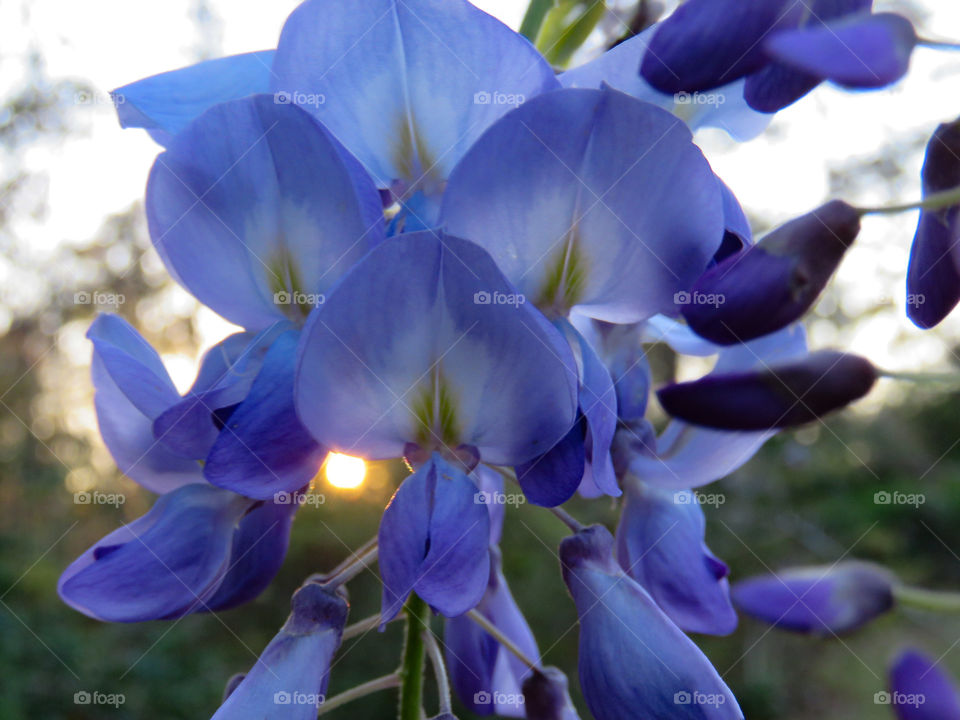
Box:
[682,201,861,345]
[908,117,960,329]
[221,673,245,702]
[889,649,960,720]
[657,350,877,431]
[733,561,895,636]
[522,667,581,720]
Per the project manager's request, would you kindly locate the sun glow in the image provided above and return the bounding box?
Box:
[324,452,367,490]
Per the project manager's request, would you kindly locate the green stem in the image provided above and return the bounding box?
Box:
[398,594,429,720]
[318,674,400,716]
[894,585,960,613]
[467,609,540,671]
[857,183,960,216]
[520,0,556,42]
[878,368,960,388]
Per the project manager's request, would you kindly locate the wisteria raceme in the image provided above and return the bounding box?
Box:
[57,0,960,718]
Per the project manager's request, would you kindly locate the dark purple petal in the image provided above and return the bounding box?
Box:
[764,12,917,89]
[204,330,326,500]
[522,667,581,720]
[561,525,743,719]
[379,455,490,622]
[515,420,585,508]
[212,583,348,719]
[888,649,960,720]
[732,561,895,635]
[641,0,803,93]
[743,61,822,113]
[908,118,960,329]
[658,350,876,430]
[616,484,737,636]
[683,201,861,345]
[59,484,252,622]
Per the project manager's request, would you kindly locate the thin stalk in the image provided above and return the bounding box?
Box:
[423,629,453,715]
[343,614,383,641]
[857,184,960,216]
[398,594,430,720]
[894,585,960,613]
[878,368,960,388]
[918,38,960,51]
[549,506,585,533]
[467,609,540,672]
[308,545,379,588]
[317,673,400,715]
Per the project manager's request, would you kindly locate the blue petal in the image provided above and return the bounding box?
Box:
[616,483,737,635]
[732,561,895,635]
[657,350,877,430]
[561,30,771,142]
[716,179,753,261]
[146,95,384,330]
[515,420,585,508]
[682,200,861,345]
[87,315,201,494]
[272,0,558,193]
[889,649,960,720]
[445,548,539,717]
[561,525,743,720]
[764,12,917,89]
[641,0,802,93]
[212,583,348,720]
[113,51,276,146]
[153,323,283,460]
[908,118,960,329]
[441,88,724,322]
[743,62,822,113]
[205,499,298,612]
[629,325,807,490]
[205,330,326,500]
[474,465,506,546]
[378,455,490,621]
[295,231,578,465]
[59,484,252,622]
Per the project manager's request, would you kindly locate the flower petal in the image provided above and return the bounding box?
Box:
[732,561,895,635]
[888,649,960,720]
[205,330,326,500]
[441,88,724,323]
[295,231,578,465]
[616,484,737,636]
[113,51,275,146]
[561,525,743,720]
[146,95,383,330]
[59,484,251,622]
[272,0,557,191]
[87,315,201,494]
[515,421,586,508]
[378,455,490,622]
[212,583,348,720]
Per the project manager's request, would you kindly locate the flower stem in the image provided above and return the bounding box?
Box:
[467,609,540,672]
[894,585,960,613]
[878,368,960,388]
[549,506,585,533]
[307,542,379,587]
[317,673,400,715]
[398,594,429,720]
[423,628,453,715]
[857,184,960,216]
[342,613,385,641]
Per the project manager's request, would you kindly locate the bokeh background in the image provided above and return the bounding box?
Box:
[2,0,960,717]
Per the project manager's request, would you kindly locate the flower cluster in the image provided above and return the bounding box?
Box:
[62,1,960,718]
